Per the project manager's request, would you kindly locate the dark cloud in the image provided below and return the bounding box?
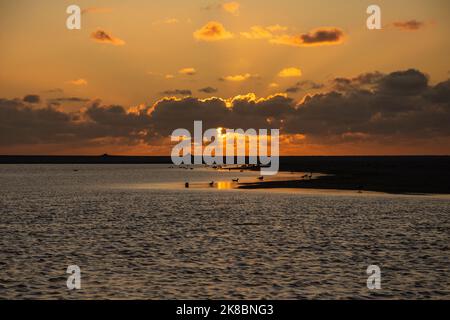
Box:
[228,94,294,129]
[23,95,40,104]
[424,79,450,103]
[378,69,428,95]
[150,70,449,142]
[332,71,385,91]
[161,89,192,96]
[284,71,450,140]
[285,87,300,93]
[91,29,125,46]
[285,81,324,93]
[84,102,151,139]
[48,97,91,104]
[0,100,150,146]
[392,20,426,31]
[0,99,75,145]
[147,97,229,138]
[353,72,385,85]
[301,28,344,44]
[198,87,218,94]
[271,27,345,47]
[145,93,294,141]
[1,69,449,150]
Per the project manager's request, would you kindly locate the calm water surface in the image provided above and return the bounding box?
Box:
[0,164,449,299]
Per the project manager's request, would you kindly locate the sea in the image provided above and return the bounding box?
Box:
[0,164,449,299]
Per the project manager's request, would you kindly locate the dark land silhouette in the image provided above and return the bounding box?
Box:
[1,155,449,194]
[240,156,450,194]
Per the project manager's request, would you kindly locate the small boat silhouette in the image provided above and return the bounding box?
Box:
[185,182,190,188]
[232,178,239,183]
[257,176,264,180]
[209,181,214,187]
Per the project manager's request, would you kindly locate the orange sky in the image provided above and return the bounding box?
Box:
[0,0,449,155]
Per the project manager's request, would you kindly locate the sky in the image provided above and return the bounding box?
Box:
[0,0,449,155]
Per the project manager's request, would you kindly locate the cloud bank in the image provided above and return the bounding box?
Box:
[1,69,449,153]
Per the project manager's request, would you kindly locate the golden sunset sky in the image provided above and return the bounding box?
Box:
[0,0,449,155]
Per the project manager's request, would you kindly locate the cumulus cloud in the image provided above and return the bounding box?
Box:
[179,67,197,76]
[91,29,125,46]
[0,100,76,145]
[0,99,151,147]
[271,27,345,47]
[143,69,443,143]
[23,95,40,104]
[193,21,234,41]
[278,67,302,78]
[219,73,258,82]
[222,2,240,16]
[198,87,218,93]
[284,70,450,140]
[147,93,292,138]
[392,20,426,31]
[1,69,449,152]
[240,25,345,47]
[378,69,428,95]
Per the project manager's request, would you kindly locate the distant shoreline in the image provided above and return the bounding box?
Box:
[1,155,449,194]
[0,155,173,164]
[237,156,450,195]
[237,174,450,195]
[0,155,448,164]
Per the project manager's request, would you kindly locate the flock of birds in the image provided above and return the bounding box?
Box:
[185,175,265,188]
[179,165,315,189]
[169,164,267,188]
[74,164,316,190]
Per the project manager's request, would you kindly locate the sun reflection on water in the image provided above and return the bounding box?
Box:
[216,181,234,190]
